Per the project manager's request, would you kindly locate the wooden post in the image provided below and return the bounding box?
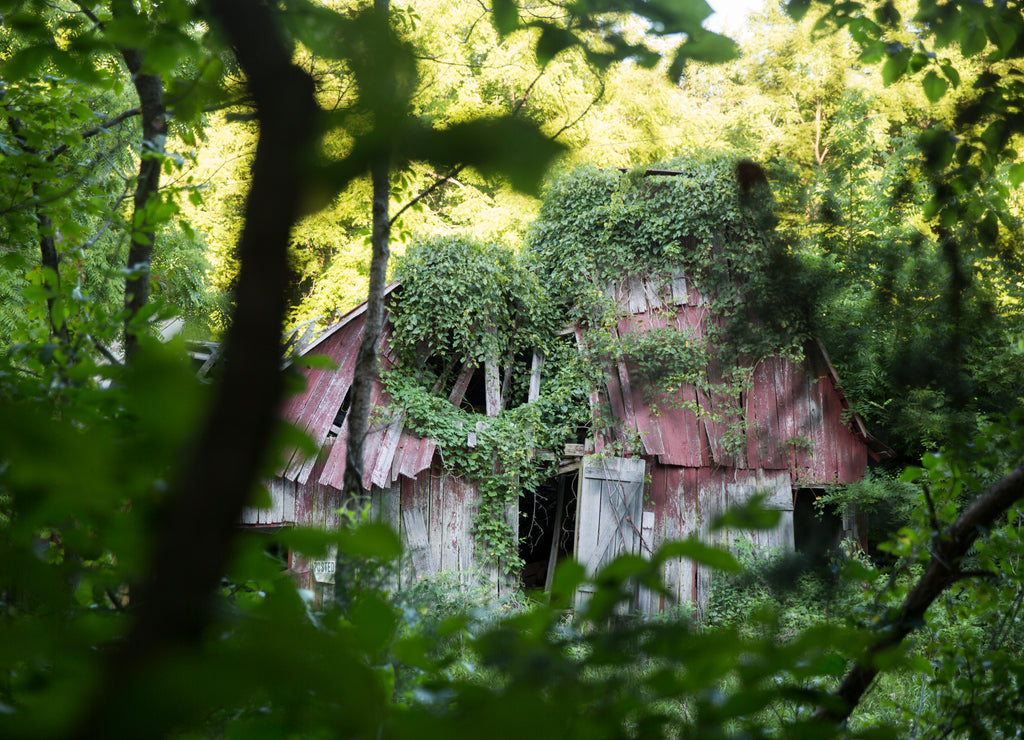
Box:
[484,351,501,417]
[544,474,566,592]
[528,349,545,403]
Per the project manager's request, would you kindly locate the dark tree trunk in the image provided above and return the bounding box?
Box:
[36,207,70,346]
[113,0,166,360]
[6,112,71,345]
[71,0,318,736]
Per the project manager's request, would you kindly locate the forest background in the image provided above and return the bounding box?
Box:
[2,0,1024,738]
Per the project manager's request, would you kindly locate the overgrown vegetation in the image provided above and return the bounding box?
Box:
[388,236,588,569]
[526,157,811,455]
[2,0,1024,737]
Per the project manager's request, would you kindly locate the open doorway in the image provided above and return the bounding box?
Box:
[793,488,843,568]
[518,470,579,590]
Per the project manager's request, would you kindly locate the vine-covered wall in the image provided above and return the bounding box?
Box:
[262,156,876,596]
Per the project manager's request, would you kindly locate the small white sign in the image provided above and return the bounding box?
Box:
[310,546,337,584]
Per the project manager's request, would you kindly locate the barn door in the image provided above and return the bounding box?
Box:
[574,455,646,613]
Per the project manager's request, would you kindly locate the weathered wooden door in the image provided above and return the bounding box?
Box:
[574,455,647,612]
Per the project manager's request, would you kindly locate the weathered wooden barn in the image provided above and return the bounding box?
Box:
[247,278,889,616]
[246,166,892,615]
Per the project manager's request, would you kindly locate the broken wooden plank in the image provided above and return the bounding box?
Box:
[670,270,688,305]
[626,275,647,313]
[643,279,664,311]
[402,507,430,579]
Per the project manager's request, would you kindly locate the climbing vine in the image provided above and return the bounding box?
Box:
[388,236,589,570]
[384,158,812,571]
[528,155,812,454]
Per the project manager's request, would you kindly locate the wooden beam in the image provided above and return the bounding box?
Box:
[544,475,567,592]
[485,351,501,417]
[528,349,544,403]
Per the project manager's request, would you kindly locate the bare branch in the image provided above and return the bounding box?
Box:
[818,463,1024,724]
[46,107,142,162]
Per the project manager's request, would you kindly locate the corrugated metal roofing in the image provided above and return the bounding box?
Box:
[592,274,891,484]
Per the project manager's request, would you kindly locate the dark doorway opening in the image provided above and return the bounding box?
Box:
[518,470,578,590]
[793,488,843,568]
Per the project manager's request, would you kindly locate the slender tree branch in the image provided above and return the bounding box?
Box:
[390,63,597,229]
[343,0,392,497]
[46,107,141,162]
[817,463,1024,724]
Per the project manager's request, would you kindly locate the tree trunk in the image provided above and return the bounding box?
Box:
[342,0,392,499]
[113,0,166,359]
[72,0,318,735]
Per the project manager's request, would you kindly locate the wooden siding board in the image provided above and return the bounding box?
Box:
[773,357,797,470]
[754,358,786,469]
[638,511,656,614]
[616,359,639,434]
[458,479,476,583]
[655,467,685,610]
[381,479,401,532]
[390,430,411,482]
[358,380,393,490]
[682,467,698,606]
[745,384,761,471]
[695,467,722,620]
[293,479,312,525]
[370,414,406,489]
[279,320,357,429]
[440,476,459,573]
[840,425,868,483]
[821,373,842,482]
[697,366,743,467]
[398,476,416,587]
[282,477,296,523]
[619,313,667,457]
[656,382,702,466]
[644,310,705,467]
[428,466,444,575]
[808,369,829,483]
[292,331,361,484]
[403,437,438,479]
[602,362,629,450]
[790,361,814,485]
[317,420,349,491]
[402,507,430,582]
[240,503,258,524]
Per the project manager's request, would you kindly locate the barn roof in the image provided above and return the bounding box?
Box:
[592,272,892,481]
[277,281,438,491]
[276,270,891,496]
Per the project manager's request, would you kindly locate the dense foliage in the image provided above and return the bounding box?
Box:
[529,158,809,361]
[1,0,1024,738]
[387,236,587,568]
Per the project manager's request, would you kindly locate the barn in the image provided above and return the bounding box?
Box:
[245,163,892,616]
